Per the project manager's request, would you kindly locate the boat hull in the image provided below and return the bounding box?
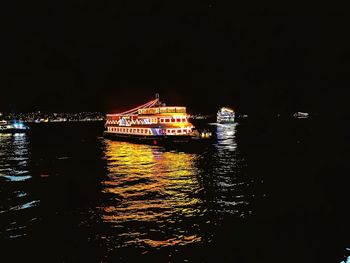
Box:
[217,120,235,124]
[103,131,211,146]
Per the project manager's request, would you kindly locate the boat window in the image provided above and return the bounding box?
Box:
[172,130,175,133]
[165,119,170,123]
[160,119,164,123]
[176,118,181,122]
[177,129,181,133]
[137,128,140,133]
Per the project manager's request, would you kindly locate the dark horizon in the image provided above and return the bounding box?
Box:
[3,2,350,116]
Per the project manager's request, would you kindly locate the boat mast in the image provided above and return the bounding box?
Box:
[155,93,164,107]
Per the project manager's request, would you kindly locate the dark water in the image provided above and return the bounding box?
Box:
[1,120,349,262]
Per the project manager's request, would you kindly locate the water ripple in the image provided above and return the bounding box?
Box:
[0,134,38,240]
[97,123,252,250]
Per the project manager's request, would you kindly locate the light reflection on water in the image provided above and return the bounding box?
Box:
[99,123,251,249]
[216,123,238,150]
[0,124,253,253]
[0,133,38,239]
[101,141,202,247]
[206,123,250,217]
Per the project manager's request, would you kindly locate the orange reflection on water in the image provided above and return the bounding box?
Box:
[102,141,202,247]
[137,235,201,248]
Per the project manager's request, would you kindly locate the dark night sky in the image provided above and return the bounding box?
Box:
[3,1,350,116]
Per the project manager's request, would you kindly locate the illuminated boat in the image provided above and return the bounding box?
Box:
[104,95,211,145]
[0,120,29,133]
[217,107,235,124]
[293,112,309,119]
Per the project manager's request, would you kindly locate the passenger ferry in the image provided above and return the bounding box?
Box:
[217,107,235,124]
[0,120,29,133]
[104,95,211,145]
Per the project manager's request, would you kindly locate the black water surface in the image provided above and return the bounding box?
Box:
[0,119,349,262]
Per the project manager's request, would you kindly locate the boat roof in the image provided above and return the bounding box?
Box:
[219,107,234,113]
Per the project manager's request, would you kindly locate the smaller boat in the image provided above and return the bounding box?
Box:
[0,120,29,133]
[293,112,309,119]
[217,107,235,124]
